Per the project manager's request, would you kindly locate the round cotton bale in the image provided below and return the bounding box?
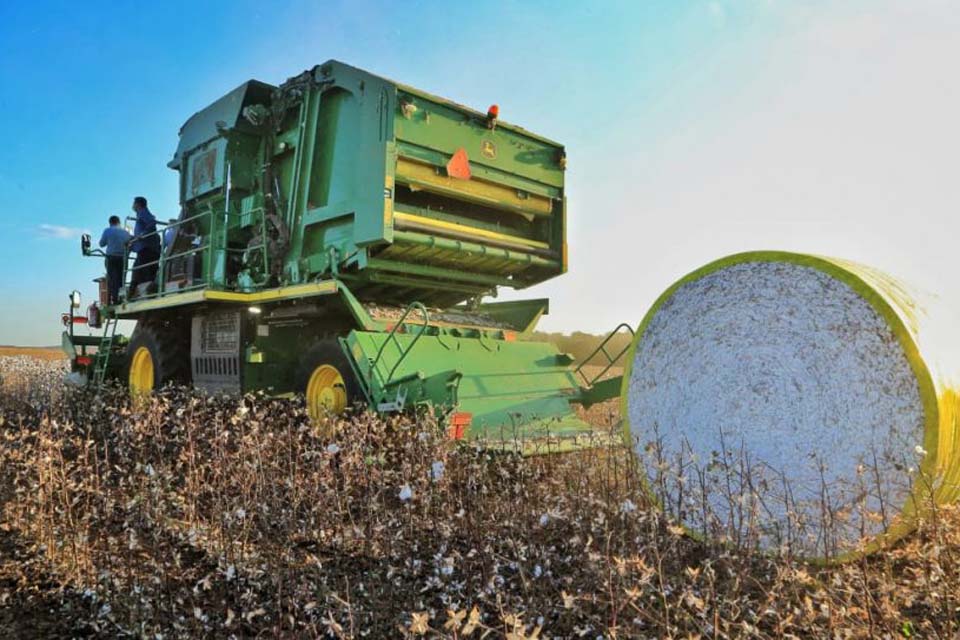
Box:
[621,251,960,560]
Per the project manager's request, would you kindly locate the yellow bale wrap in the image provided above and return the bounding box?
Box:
[621,251,960,560]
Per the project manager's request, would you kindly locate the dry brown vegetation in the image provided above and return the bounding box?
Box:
[0,346,65,360]
[1,355,959,638]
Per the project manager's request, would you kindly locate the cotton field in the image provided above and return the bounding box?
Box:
[1,355,959,638]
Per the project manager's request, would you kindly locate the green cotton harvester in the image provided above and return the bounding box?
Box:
[62,60,627,451]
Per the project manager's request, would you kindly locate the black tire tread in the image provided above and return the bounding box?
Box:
[125,317,191,389]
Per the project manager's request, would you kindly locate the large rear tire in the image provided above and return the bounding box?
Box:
[125,318,190,396]
[297,339,362,422]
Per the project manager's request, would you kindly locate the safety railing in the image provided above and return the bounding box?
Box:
[119,204,269,303]
[122,209,208,301]
[575,323,635,387]
[370,302,430,386]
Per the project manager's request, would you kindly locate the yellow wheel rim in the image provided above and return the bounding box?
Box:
[129,346,155,396]
[306,364,348,420]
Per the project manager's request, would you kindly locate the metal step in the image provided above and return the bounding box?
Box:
[91,315,119,386]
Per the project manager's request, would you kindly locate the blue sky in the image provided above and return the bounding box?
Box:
[2,1,958,347]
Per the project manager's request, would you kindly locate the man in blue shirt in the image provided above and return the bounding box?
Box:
[99,215,132,304]
[130,196,161,293]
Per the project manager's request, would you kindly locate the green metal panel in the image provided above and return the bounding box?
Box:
[328,68,394,248]
[394,91,564,189]
[451,298,550,334]
[344,328,597,442]
[169,80,274,170]
[147,58,569,309]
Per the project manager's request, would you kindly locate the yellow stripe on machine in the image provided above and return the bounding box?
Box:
[383,174,395,228]
[115,281,339,315]
[206,280,339,302]
[395,157,553,217]
[392,211,550,253]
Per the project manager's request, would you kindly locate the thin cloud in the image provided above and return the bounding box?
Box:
[37,224,89,239]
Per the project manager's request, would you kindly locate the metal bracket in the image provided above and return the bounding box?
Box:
[377,386,408,412]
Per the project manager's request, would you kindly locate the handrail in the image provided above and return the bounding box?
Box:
[119,204,271,301]
[121,282,208,302]
[122,208,218,297]
[126,209,214,250]
[127,243,209,270]
[123,209,213,282]
[123,206,264,250]
[370,302,430,385]
[575,322,635,387]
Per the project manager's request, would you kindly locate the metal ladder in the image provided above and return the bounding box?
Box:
[91,314,119,386]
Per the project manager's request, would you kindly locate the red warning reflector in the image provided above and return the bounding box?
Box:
[446,147,471,180]
[448,412,472,440]
[76,356,92,366]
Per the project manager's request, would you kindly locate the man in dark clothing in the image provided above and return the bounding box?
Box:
[99,215,132,305]
[129,196,161,292]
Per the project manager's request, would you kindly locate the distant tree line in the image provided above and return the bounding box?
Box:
[526,330,633,367]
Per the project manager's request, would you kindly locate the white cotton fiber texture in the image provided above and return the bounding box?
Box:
[623,252,960,560]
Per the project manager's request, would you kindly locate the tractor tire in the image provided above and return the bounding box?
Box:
[124,318,191,394]
[297,339,362,421]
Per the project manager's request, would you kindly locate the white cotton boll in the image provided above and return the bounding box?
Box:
[620,499,637,514]
[326,443,340,454]
[399,484,413,501]
[430,461,445,481]
[539,513,550,526]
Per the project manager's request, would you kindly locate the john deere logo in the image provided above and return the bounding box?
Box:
[480,140,497,159]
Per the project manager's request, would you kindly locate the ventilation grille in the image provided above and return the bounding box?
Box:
[191,311,242,394]
[193,356,240,378]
